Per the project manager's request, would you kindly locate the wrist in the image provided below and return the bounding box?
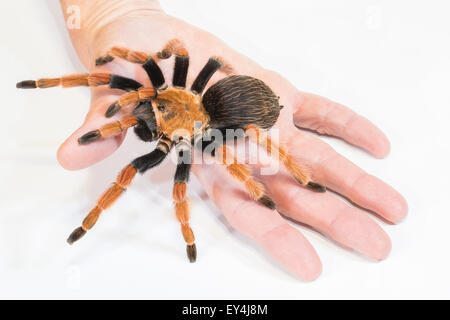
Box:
[60,0,162,69]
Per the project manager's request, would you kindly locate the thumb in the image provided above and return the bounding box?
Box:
[57,1,162,170]
[57,88,128,170]
[57,51,146,170]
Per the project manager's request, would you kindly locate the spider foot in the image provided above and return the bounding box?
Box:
[78,130,101,145]
[157,50,172,59]
[105,102,121,117]
[187,244,197,263]
[67,227,86,245]
[16,80,37,89]
[306,181,326,193]
[294,178,326,193]
[95,55,114,66]
[258,195,276,210]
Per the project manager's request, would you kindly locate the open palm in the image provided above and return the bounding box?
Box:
[56,1,407,281]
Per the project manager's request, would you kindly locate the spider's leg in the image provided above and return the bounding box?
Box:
[159,39,190,88]
[95,47,150,66]
[95,40,191,90]
[245,125,326,192]
[218,144,276,209]
[173,139,197,262]
[16,73,142,92]
[67,137,172,244]
[104,87,157,118]
[199,129,275,209]
[77,115,139,144]
[172,51,189,88]
[98,46,166,90]
[190,56,234,94]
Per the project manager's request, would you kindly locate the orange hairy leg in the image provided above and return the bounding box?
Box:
[95,39,189,66]
[67,164,137,244]
[217,144,276,209]
[210,56,235,75]
[245,125,326,192]
[78,115,139,145]
[104,87,157,117]
[172,140,197,262]
[16,73,143,92]
[173,182,196,262]
[67,138,172,244]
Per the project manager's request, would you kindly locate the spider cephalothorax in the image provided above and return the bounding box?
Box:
[151,88,209,137]
[17,39,325,262]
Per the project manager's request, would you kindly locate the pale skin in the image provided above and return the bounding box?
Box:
[58,0,408,281]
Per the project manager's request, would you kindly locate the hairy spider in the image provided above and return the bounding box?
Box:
[16,39,325,262]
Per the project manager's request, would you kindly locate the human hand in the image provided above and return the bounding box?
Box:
[57,0,407,281]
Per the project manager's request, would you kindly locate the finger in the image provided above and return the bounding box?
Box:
[262,172,391,260]
[287,131,408,223]
[57,62,143,170]
[293,92,390,158]
[193,163,322,281]
[57,90,127,170]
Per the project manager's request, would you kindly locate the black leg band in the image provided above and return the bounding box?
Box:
[191,58,222,94]
[142,57,166,89]
[174,142,191,183]
[131,148,168,173]
[109,75,143,91]
[172,56,189,88]
[174,163,191,183]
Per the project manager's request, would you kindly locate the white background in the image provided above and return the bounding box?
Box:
[1,0,449,299]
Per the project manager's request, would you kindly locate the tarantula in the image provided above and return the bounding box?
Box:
[17,39,325,262]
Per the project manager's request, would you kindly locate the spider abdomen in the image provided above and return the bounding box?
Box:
[202,75,280,130]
